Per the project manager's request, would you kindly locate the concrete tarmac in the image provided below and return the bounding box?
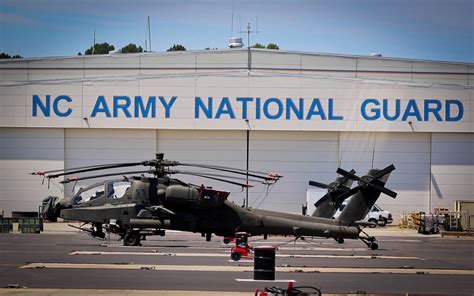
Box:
[0,223,473,295]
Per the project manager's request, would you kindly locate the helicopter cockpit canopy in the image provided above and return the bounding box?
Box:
[73,179,131,205]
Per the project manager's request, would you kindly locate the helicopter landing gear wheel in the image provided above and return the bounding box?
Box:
[123,231,141,246]
[231,251,241,261]
[359,229,378,250]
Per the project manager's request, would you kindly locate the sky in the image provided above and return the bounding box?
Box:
[0,0,473,62]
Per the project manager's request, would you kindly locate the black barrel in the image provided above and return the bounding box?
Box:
[253,246,276,280]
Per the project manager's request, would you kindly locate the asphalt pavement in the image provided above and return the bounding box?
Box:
[0,223,473,295]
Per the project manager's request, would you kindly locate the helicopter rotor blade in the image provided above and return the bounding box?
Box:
[334,186,360,201]
[60,170,155,183]
[368,183,398,198]
[173,171,253,188]
[179,163,281,183]
[308,180,329,189]
[46,162,148,179]
[169,170,263,183]
[336,168,361,181]
[31,161,147,176]
[314,193,331,208]
[339,169,356,184]
[179,162,269,175]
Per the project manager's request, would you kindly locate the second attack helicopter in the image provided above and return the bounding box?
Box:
[35,154,396,249]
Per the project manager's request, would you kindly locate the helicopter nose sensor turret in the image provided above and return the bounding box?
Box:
[41,196,61,222]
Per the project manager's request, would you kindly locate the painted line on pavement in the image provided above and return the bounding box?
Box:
[70,251,422,260]
[80,245,370,252]
[0,288,249,296]
[20,263,474,275]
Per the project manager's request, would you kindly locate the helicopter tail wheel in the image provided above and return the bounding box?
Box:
[359,229,378,250]
[123,231,141,246]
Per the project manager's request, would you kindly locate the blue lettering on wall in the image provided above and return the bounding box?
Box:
[306,99,326,120]
[32,95,50,117]
[91,95,111,117]
[401,100,422,121]
[361,98,380,120]
[216,97,236,119]
[30,95,465,124]
[445,100,463,121]
[53,95,72,117]
[32,95,73,117]
[424,100,442,121]
[327,98,343,120]
[159,96,177,118]
[195,97,212,119]
[263,98,283,120]
[286,98,303,120]
[255,97,261,119]
[236,97,253,119]
[382,99,400,120]
[135,96,156,118]
[113,96,131,118]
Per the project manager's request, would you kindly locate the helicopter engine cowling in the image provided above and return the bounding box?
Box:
[163,185,229,209]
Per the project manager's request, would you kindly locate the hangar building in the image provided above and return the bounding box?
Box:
[1,49,472,221]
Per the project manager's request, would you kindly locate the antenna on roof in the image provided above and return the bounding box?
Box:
[147,16,152,52]
[239,20,260,48]
[92,29,96,55]
[228,0,243,48]
[230,0,234,37]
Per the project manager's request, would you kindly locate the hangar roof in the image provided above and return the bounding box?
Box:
[1,49,472,88]
[0,48,472,66]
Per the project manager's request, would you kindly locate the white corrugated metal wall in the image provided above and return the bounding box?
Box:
[0,128,64,215]
[0,127,472,220]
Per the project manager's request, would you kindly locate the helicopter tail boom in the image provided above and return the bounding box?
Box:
[336,165,396,226]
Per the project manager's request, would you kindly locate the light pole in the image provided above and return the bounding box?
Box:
[245,119,251,208]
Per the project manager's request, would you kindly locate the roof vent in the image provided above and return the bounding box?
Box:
[228,37,244,48]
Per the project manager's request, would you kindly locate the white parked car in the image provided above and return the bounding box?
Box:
[336,203,393,227]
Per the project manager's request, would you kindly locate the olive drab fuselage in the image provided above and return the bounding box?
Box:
[40,160,395,249]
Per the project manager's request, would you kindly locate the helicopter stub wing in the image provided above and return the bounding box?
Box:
[137,205,175,219]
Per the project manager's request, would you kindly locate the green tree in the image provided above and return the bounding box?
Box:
[0,52,23,59]
[167,44,186,51]
[121,43,144,53]
[266,43,279,50]
[85,42,115,55]
[251,43,265,49]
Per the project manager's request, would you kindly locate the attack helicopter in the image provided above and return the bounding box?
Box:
[34,154,396,249]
